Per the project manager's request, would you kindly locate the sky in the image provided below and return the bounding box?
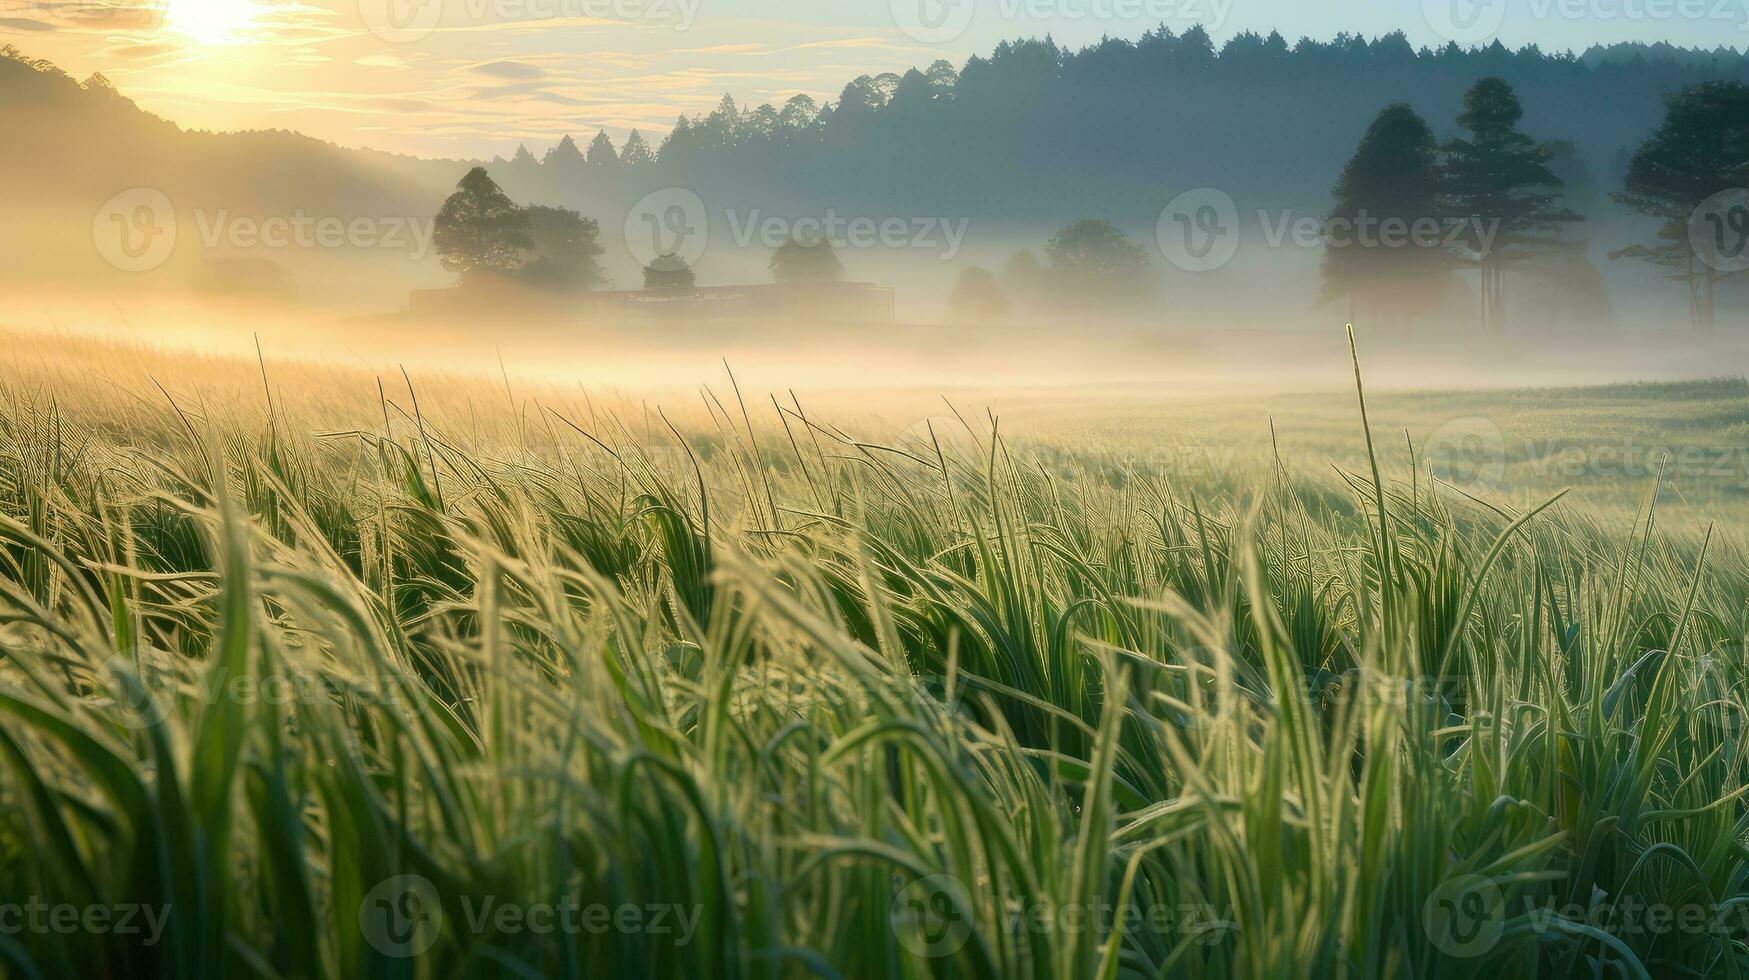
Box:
[3,0,1746,159]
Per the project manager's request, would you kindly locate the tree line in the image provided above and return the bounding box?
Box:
[1318,77,1748,334]
[485,32,1749,227]
[437,33,1749,333]
[432,168,854,292]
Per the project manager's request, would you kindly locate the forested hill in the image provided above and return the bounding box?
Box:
[486,30,1749,225]
[0,45,468,284]
[8,32,1746,231]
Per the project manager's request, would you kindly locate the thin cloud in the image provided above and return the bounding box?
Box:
[470,59,548,78]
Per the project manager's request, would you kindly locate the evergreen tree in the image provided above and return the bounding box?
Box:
[620,129,655,167]
[542,134,584,168]
[659,116,696,165]
[542,135,586,186]
[1440,77,1582,333]
[586,130,618,169]
[1612,81,1749,333]
[700,94,741,148]
[1321,104,1450,329]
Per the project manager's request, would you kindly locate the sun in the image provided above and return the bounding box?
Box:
[164,0,261,45]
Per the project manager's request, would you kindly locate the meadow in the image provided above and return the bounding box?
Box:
[1,331,1747,978]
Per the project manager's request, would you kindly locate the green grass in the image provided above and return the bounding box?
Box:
[1,334,1747,978]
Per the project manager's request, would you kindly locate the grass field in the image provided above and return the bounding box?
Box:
[1,332,1748,978]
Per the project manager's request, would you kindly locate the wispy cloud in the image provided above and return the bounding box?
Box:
[4,5,942,156]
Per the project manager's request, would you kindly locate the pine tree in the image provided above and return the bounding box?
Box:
[659,116,695,165]
[586,129,618,168]
[1612,81,1749,333]
[620,129,655,167]
[543,134,583,168]
[1440,77,1582,333]
[1321,104,1450,330]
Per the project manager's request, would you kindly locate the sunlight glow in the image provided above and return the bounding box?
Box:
[164,0,261,45]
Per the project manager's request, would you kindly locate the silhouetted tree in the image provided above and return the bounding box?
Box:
[925,59,959,94]
[541,134,586,190]
[586,130,618,169]
[770,236,844,283]
[433,167,530,282]
[743,103,779,142]
[508,144,541,183]
[1440,77,1582,332]
[543,134,583,167]
[620,129,655,168]
[643,253,695,290]
[1043,219,1150,307]
[516,205,605,292]
[699,94,741,149]
[1321,104,1449,329]
[658,116,695,165]
[949,266,1008,319]
[1613,81,1749,333]
[777,95,819,138]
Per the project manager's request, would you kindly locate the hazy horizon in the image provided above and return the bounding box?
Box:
[5,2,1748,158]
